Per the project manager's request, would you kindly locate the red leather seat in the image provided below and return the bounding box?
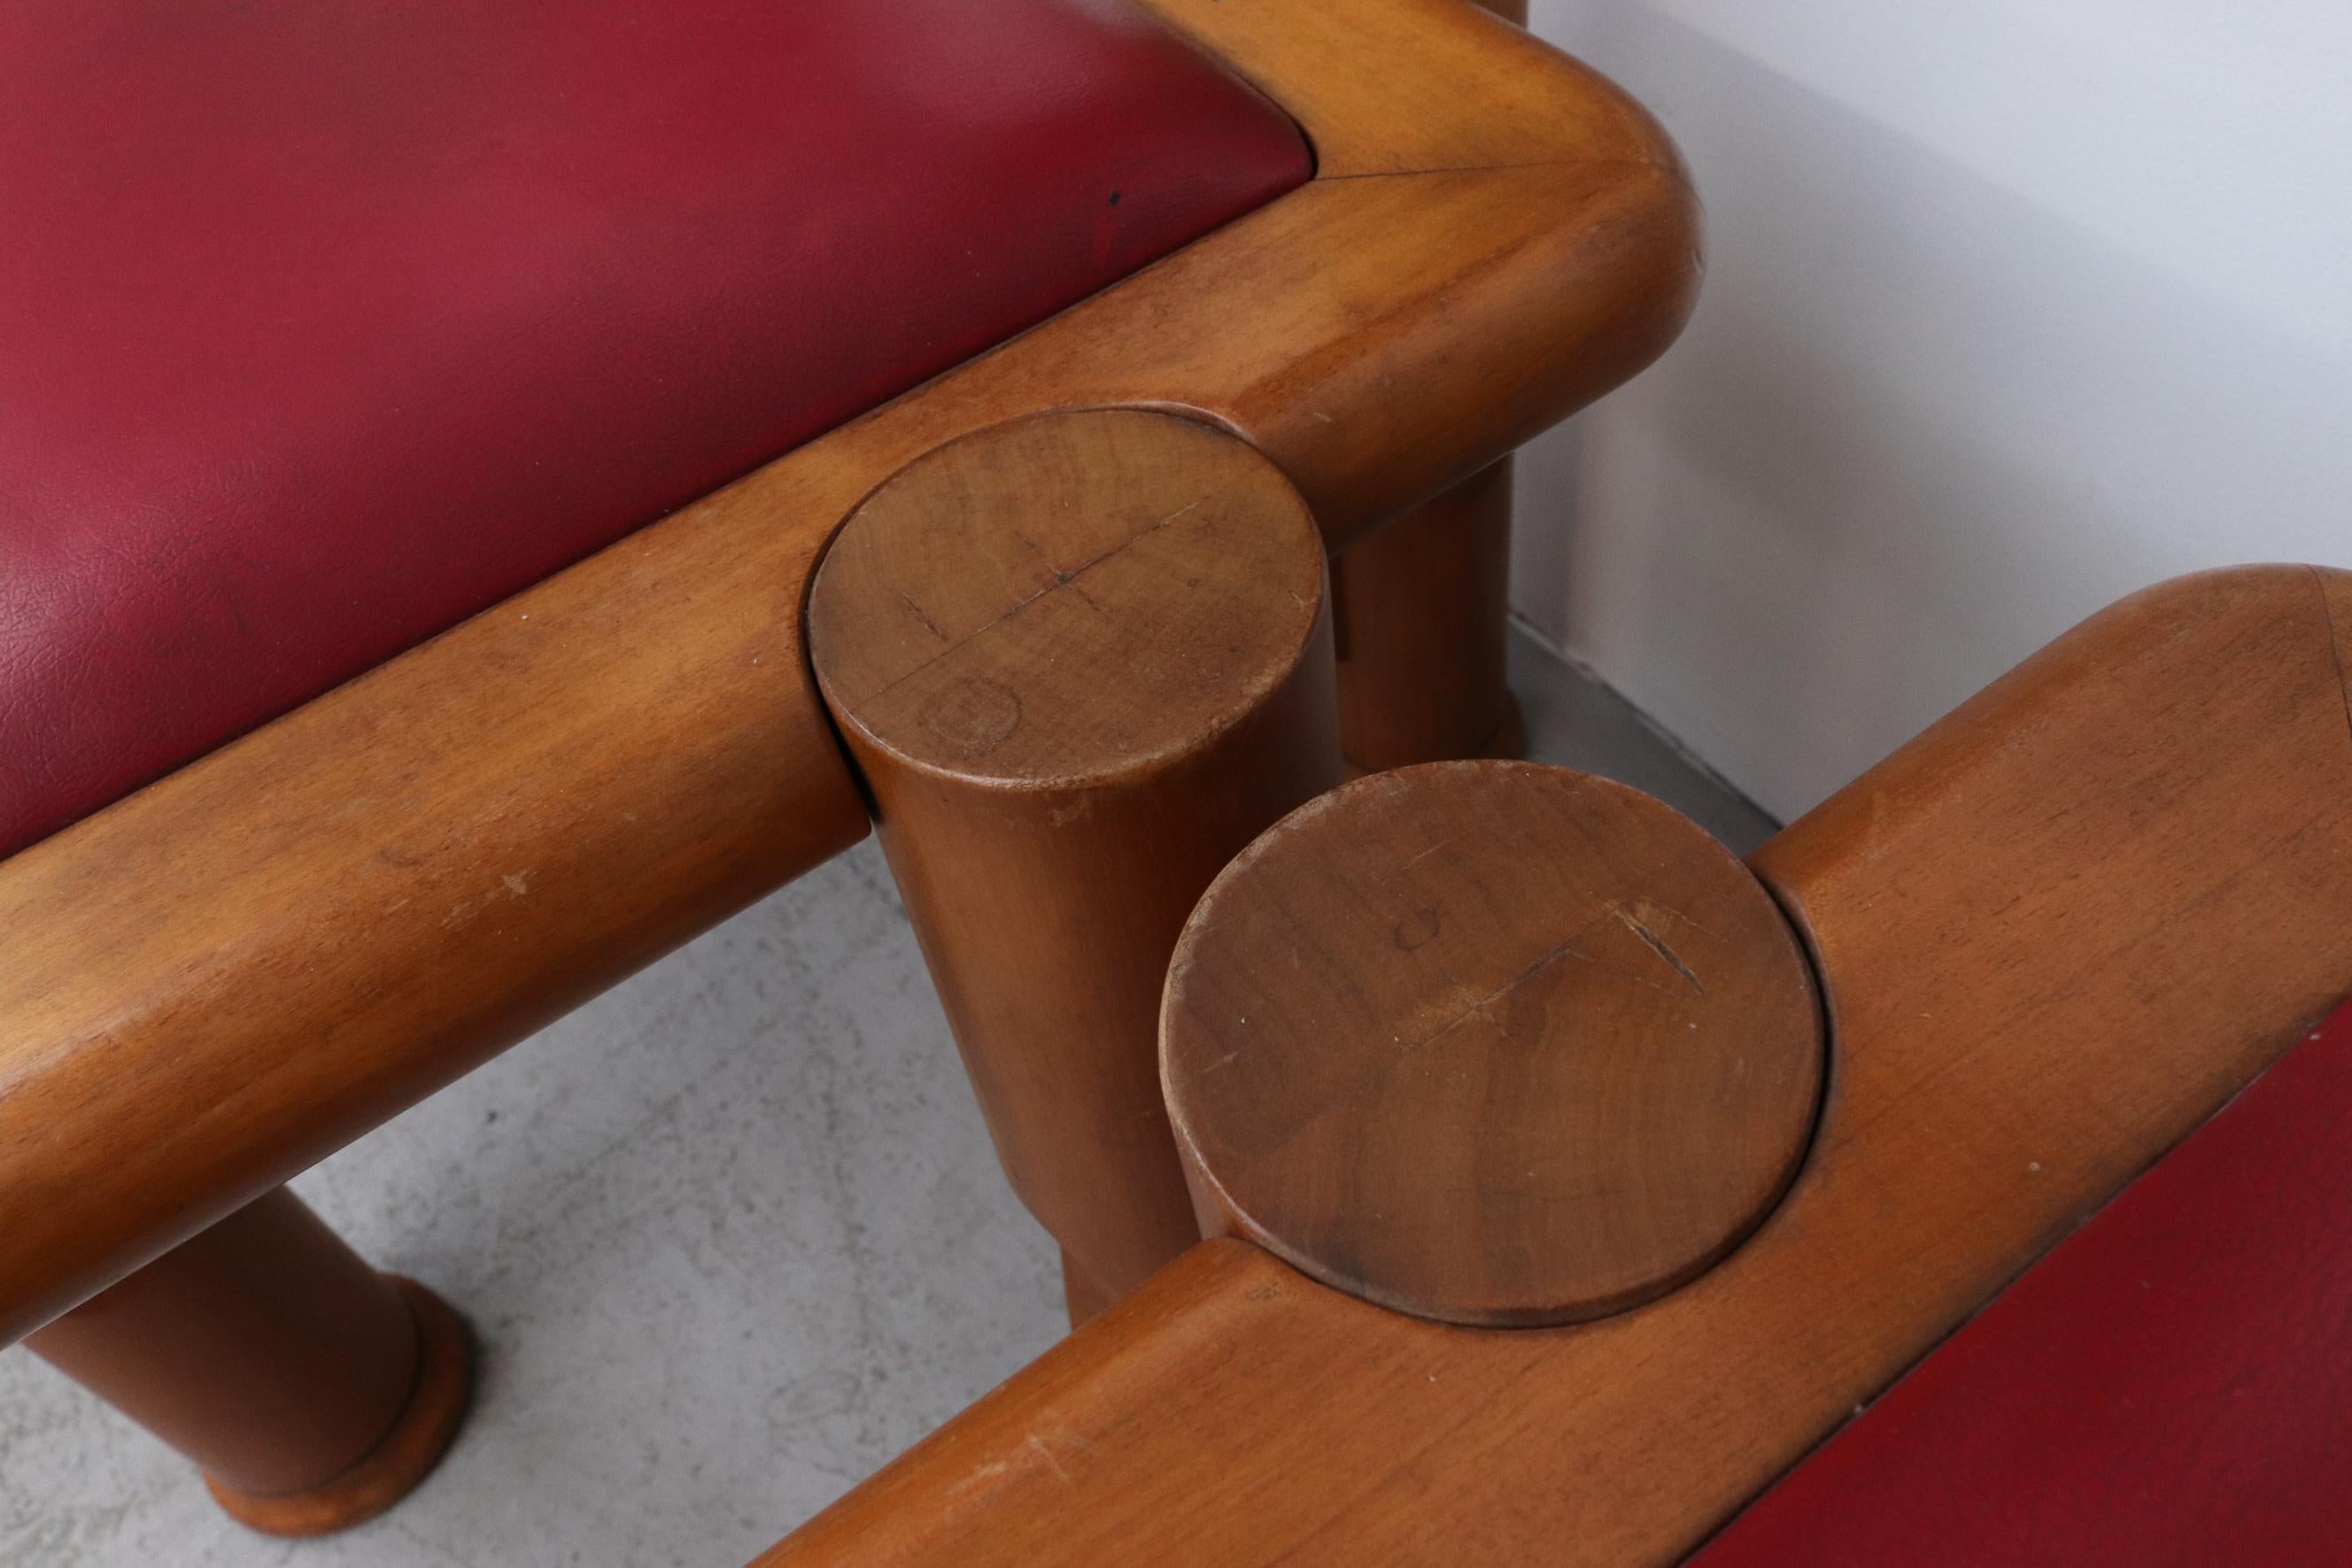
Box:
[0,0,1310,859]
[1696,995,2352,1566]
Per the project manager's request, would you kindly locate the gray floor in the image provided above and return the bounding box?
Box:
[0,628,1772,1568]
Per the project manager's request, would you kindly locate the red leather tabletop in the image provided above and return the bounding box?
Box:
[1693,993,2352,1567]
[0,0,1309,859]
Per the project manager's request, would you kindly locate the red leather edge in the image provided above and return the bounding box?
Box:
[0,0,1312,859]
[1691,993,2352,1566]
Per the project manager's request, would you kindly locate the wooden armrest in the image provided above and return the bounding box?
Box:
[0,558,867,1347]
[754,564,2352,1565]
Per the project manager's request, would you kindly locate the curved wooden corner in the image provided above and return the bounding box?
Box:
[1142,0,1688,179]
[750,566,2352,1566]
[1231,162,1699,545]
[1141,0,1705,542]
[0,3,1698,1343]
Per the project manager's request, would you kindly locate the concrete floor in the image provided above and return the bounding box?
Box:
[0,629,1773,1567]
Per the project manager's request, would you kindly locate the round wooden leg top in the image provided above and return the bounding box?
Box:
[1164,762,1824,1327]
[204,1277,474,1537]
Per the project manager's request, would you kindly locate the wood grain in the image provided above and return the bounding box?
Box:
[0,0,1699,1343]
[1163,761,1820,1326]
[811,410,1341,1309]
[755,565,2352,1567]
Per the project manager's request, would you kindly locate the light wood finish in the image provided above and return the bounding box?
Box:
[1329,0,1529,774]
[1164,761,1821,1326]
[0,0,1698,1343]
[1334,461,1522,771]
[26,1188,471,1535]
[755,565,2352,1566]
[811,410,1342,1309]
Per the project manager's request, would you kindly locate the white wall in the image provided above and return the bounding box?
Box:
[1513,0,2352,820]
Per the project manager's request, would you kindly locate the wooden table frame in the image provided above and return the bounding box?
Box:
[0,0,1696,1344]
[0,0,1698,1527]
[754,563,2352,1564]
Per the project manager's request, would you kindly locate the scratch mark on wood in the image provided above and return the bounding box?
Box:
[899,591,947,643]
[1026,1433,1074,1487]
[1614,907,1706,994]
[1398,836,1458,872]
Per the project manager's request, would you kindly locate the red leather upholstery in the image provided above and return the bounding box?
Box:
[1694,994,2352,1567]
[0,0,1309,859]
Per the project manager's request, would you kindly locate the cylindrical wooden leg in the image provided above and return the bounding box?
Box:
[808,409,1341,1323]
[1332,460,1521,773]
[1333,0,1528,776]
[25,1186,472,1536]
